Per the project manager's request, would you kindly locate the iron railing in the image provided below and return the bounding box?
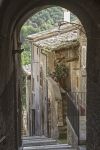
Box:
[66,91,86,140]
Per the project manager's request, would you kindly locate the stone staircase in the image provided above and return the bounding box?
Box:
[58,92,67,139]
[21,136,76,150]
[58,125,67,139]
[21,128,26,136]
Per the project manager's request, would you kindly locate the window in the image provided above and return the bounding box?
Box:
[32,49,34,61]
[37,48,39,55]
[40,67,43,86]
[76,76,79,88]
[37,75,39,82]
[32,78,34,91]
[81,46,86,68]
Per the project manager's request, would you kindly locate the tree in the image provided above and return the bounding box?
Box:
[21,6,64,65]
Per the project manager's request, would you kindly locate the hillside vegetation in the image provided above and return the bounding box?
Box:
[21,7,76,65]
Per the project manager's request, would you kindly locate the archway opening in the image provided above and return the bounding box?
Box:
[19,6,87,149]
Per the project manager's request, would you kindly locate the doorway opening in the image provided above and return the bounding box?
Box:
[20,6,87,149]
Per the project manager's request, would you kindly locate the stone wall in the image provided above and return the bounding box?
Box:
[47,52,55,74]
[0,72,16,150]
[48,77,63,139]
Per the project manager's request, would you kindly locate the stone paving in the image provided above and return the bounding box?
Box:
[79,146,86,150]
[21,136,76,150]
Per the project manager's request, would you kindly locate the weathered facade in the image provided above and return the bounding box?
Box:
[28,42,48,136]
[32,21,86,145]
[27,20,87,147]
[65,27,87,147]
[47,77,63,138]
[27,33,64,138]
[48,25,87,146]
[22,64,31,136]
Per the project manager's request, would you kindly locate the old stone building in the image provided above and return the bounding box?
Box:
[27,31,63,139]
[22,64,31,136]
[1,0,100,150]
[27,20,87,148]
[46,29,87,146]
[25,39,48,137]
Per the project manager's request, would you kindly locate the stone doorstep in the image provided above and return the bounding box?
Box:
[78,146,86,150]
[22,138,55,142]
[23,139,48,142]
[22,136,46,140]
[79,139,86,145]
[23,140,57,147]
[23,144,73,150]
[23,139,56,143]
[22,139,57,142]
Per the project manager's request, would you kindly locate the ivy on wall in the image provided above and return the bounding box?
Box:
[55,63,68,80]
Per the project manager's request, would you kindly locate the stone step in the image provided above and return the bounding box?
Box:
[22,139,57,147]
[79,145,86,150]
[59,126,67,130]
[21,136,76,150]
[23,138,51,142]
[21,129,26,136]
[23,144,74,150]
[22,136,46,140]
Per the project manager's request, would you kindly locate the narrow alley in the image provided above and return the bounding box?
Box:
[21,8,86,150]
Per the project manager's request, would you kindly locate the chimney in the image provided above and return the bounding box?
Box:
[63,9,70,22]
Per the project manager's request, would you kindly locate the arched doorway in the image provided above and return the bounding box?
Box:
[20,6,87,149]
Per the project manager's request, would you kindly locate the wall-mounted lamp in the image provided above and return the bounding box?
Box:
[12,49,24,54]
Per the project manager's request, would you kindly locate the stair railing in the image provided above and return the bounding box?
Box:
[0,136,6,144]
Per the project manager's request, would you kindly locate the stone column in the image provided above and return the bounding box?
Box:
[0,32,17,150]
[87,25,100,150]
